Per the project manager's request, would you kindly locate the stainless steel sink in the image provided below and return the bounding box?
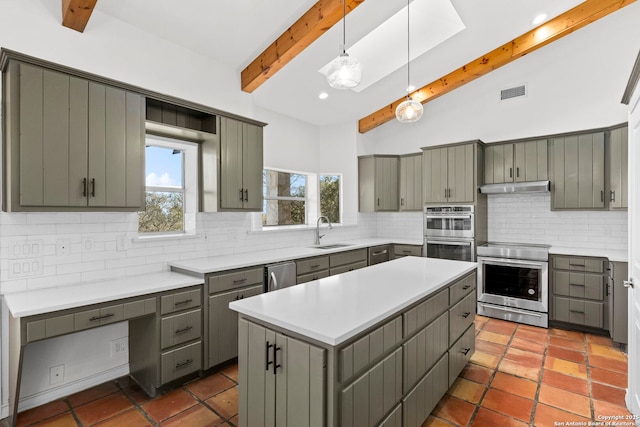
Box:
[310,243,353,250]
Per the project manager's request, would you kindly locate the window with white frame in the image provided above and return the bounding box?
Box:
[262,169,307,226]
[138,135,198,235]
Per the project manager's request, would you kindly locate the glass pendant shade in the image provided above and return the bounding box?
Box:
[327,52,362,89]
[396,97,423,123]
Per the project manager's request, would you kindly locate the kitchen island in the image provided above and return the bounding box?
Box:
[229,256,477,427]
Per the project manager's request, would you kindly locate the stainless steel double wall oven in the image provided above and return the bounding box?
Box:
[423,205,476,262]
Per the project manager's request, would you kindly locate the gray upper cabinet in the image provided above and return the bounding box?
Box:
[399,153,423,211]
[484,140,547,184]
[550,132,605,210]
[608,125,628,209]
[423,143,477,204]
[219,117,263,211]
[358,155,399,212]
[3,61,145,211]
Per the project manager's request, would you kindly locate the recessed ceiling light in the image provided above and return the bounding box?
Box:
[318,92,329,100]
[531,13,548,26]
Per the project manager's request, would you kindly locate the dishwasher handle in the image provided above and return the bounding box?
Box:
[269,271,278,291]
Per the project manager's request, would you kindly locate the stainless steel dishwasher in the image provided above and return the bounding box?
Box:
[265,261,297,292]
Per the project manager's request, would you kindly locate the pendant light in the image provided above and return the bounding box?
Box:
[396,0,423,123]
[326,0,362,89]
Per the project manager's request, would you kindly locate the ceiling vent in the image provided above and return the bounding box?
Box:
[500,84,526,100]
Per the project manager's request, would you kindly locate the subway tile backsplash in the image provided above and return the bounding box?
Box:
[486,193,628,250]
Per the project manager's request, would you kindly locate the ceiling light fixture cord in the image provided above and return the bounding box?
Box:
[326,0,362,89]
[342,0,346,53]
[406,0,410,92]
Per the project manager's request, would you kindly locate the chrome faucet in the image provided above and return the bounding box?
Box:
[315,216,333,245]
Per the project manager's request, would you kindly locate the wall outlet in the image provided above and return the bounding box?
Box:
[111,337,128,356]
[116,235,128,252]
[49,365,64,385]
[56,238,71,256]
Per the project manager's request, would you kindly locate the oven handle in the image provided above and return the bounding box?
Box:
[426,239,473,246]
[478,257,546,269]
[478,302,544,318]
[426,215,473,220]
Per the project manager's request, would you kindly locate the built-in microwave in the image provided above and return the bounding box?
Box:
[424,205,475,239]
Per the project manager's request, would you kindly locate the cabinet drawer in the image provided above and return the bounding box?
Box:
[553,271,604,301]
[123,297,157,319]
[296,269,329,284]
[330,249,367,268]
[449,324,475,386]
[449,292,476,346]
[552,296,603,328]
[449,272,476,306]
[75,304,124,331]
[330,260,367,276]
[26,314,75,343]
[393,244,422,258]
[161,341,202,384]
[340,316,402,382]
[403,288,449,338]
[340,347,402,427]
[208,267,263,294]
[161,309,202,349]
[296,256,329,276]
[403,312,448,394]
[553,256,605,273]
[161,288,201,315]
[402,354,448,427]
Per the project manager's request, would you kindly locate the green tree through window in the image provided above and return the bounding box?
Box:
[320,175,340,223]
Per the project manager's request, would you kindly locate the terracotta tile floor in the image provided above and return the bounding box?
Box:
[3,316,631,427]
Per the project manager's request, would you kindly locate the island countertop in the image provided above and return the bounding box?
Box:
[229,256,476,346]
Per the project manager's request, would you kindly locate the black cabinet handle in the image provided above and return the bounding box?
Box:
[400,198,404,206]
[601,190,604,202]
[265,341,273,371]
[175,326,193,334]
[244,189,248,202]
[610,191,615,202]
[239,189,244,201]
[90,178,96,197]
[89,313,114,322]
[82,178,87,197]
[570,309,585,314]
[233,278,247,284]
[175,359,193,369]
[310,264,320,269]
[377,198,380,206]
[174,299,193,306]
[462,285,471,290]
[509,167,513,178]
[461,312,471,319]
[273,345,281,375]
[461,348,471,355]
[570,283,585,287]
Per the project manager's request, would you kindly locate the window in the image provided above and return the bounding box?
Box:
[263,169,307,226]
[138,135,197,234]
[320,174,341,224]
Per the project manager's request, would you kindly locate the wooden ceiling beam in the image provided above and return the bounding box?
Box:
[62,0,97,33]
[358,0,636,134]
[241,0,364,93]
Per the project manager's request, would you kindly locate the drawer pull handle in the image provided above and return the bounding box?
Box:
[402,250,412,254]
[310,264,320,269]
[570,310,585,314]
[89,313,114,322]
[461,348,471,355]
[461,312,471,319]
[570,283,585,287]
[462,285,471,290]
[174,299,193,306]
[569,263,585,267]
[175,326,193,334]
[265,341,273,370]
[273,345,281,375]
[233,279,247,284]
[175,359,193,369]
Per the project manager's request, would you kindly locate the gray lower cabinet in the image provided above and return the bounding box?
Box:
[238,319,326,427]
[329,249,368,275]
[550,132,605,210]
[393,244,422,259]
[609,261,629,344]
[402,354,449,427]
[219,116,263,211]
[550,255,607,330]
[3,60,145,211]
[296,255,330,284]
[206,266,264,368]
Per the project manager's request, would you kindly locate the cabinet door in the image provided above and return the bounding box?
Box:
[448,144,475,203]
[609,126,628,209]
[88,83,144,208]
[484,144,513,184]
[220,117,244,209]
[242,122,264,210]
[399,155,422,210]
[578,132,605,209]
[423,148,447,203]
[375,157,398,211]
[399,156,409,210]
[515,140,548,182]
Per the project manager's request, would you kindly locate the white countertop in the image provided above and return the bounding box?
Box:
[550,246,628,263]
[169,238,422,275]
[229,256,476,346]
[3,271,204,318]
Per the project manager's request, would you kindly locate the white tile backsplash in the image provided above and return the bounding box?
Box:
[487,193,628,250]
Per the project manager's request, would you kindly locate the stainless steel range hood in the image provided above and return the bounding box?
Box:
[479,180,550,194]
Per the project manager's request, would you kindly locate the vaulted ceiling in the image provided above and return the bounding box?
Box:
[69,0,638,131]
